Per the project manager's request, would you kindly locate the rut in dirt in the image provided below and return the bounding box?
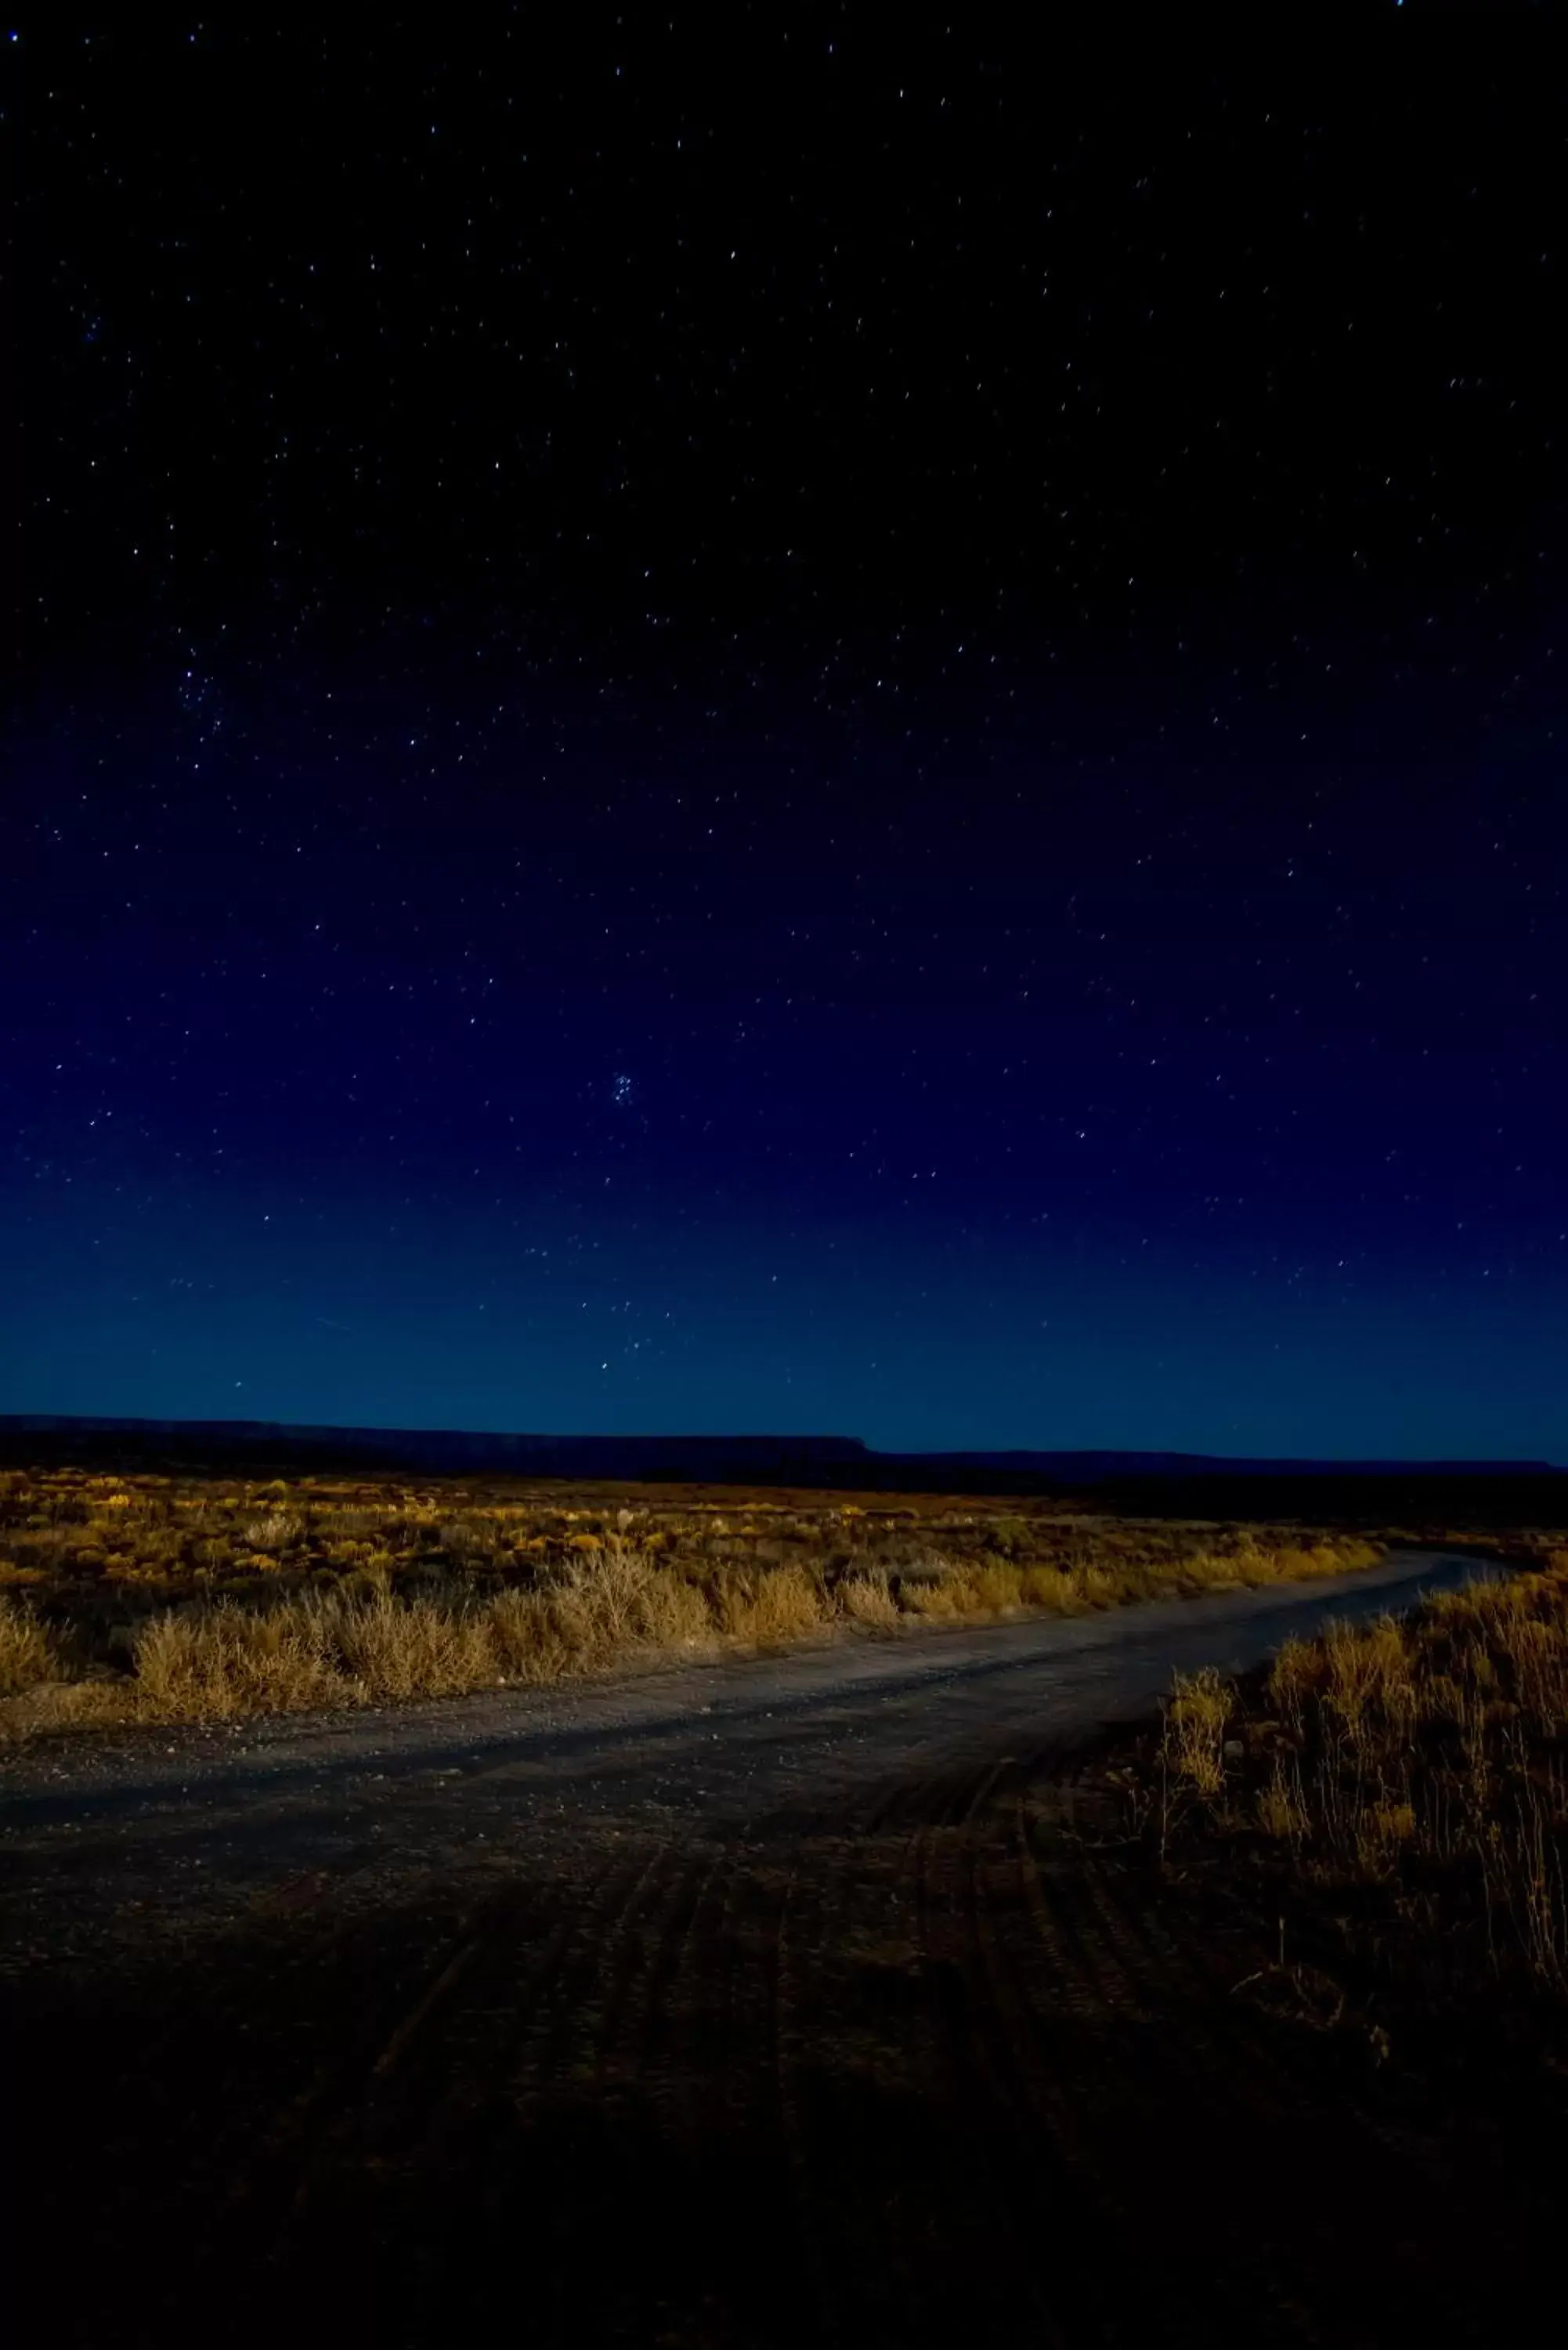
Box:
[11,1751,1537,2350]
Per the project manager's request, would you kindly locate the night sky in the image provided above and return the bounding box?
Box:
[6,16,1567,1458]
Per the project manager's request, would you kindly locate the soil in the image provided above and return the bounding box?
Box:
[1,1548,1547,2347]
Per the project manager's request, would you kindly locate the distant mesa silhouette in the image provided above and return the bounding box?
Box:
[0,1415,1559,1490]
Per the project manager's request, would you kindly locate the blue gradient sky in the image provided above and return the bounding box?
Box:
[9,20,1566,1457]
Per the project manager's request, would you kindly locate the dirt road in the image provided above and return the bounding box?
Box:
[0,1548,1540,2347]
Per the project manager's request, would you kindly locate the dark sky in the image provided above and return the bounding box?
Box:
[6,13,1567,1455]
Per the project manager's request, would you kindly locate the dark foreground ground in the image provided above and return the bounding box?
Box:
[2,1549,1552,2348]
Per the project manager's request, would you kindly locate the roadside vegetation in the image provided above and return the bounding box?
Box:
[1128,1544,1568,2066]
[0,1463,1388,1738]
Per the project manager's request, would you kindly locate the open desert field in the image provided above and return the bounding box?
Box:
[5,1484,1565,2348]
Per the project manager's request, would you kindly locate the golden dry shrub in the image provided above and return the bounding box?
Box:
[543,1539,658,1652]
[1255,1761,1308,1841]
[486,1585,571,1683]
[631,1571,714,1649]
[1177,1548,1247,1593]
[1266,1633,1321,1731]
[329,1592,495,1703]
[1259,1538,1381,1583]
[1066,1564,1119,1611]
[837,1573,900,1627]
[962,1560,1025,1614]
[486,1545,714,1679]
[1491,1609,1559,1721]
[132,1603,342,1720]
[1353,1802,1418,1879]
[1017,1562,1074,1611]
[1317,1614,1400,1734]
[897,1577,961,1618]
[0,1596,61,1694]
[242,1513,301,1552]
[1164,1665,1232,1796]
[717,1565,826,1644]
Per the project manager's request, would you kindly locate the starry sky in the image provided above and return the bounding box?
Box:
[5,14,1567,1458]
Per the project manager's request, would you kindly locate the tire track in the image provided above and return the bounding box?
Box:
[1010,1760,1531,2331]
[991,1788,1321,2345]
[1041,1790,1531,2318]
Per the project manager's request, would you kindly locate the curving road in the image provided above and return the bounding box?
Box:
[0,1544,1491,1943]
[1,1546,1537,2348]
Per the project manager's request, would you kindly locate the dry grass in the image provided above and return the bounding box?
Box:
[0,1596,64,1694]
[837,1573,901,1627]
[1140,1548,1568,2023]
[1164,1665,1232,1797]
[715,1564,825,1643]
[0,1462,1391,1740]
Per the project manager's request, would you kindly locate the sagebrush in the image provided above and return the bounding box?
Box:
[1147,1550,1568,2016]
